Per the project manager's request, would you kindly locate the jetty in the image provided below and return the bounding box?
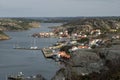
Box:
[41,42,67,58]
[41,48,54,58]
[13,46,41,50]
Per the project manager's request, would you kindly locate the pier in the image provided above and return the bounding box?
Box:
[14,47,41,50]
[41,48,54,58]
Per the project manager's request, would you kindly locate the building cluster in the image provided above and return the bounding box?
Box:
[41,26,120,60]
[32,32,54,38]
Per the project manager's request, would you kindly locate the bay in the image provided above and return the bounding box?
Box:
[0,23,62,80]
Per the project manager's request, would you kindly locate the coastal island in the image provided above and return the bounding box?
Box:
[0,18,40,40]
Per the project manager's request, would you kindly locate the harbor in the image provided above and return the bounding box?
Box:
[0,23,62,80]
[0,0,120,78]
[0,18,120,80]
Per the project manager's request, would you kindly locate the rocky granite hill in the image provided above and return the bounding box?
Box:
[59,17,120,34]
[52,40,120,80]
[50,17,120,80]
[0,18,40,40]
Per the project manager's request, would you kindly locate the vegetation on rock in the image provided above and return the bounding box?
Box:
[0,18,40,40]
[59,17,120,34]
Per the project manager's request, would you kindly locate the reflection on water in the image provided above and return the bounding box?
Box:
[0,23,62,80]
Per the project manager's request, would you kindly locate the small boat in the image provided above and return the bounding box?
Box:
[8,72,46,80]
[8,72,24,80]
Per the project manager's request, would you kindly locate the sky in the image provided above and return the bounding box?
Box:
[0,0,120,17]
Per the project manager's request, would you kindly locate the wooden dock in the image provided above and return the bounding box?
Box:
[41,48,54,58]
[14,47,41,50]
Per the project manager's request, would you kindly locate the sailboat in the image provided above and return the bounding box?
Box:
[29,37,41,50]
[14,38,41,50]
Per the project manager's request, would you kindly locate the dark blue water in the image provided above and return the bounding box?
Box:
[0,23,62,80]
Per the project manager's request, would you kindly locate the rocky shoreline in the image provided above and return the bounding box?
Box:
[42,17,120,80]
[0,18,40,40]
[0,31,10,40]
[52,40,120,80]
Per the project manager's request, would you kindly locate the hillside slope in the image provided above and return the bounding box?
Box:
[0,18,40,40]
[60,17,120,34]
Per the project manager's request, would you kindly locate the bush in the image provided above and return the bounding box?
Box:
[77,38,89,43]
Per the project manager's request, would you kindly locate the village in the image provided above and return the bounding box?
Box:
[7,24,120,80]
[32,25,120,60]
[38,22,120,80]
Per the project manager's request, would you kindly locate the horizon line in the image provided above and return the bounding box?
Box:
[0,16,120,18]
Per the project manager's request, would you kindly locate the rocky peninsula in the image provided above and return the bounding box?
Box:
[0,18,40,40]
[40,17,120,80]
[0,31,9,40]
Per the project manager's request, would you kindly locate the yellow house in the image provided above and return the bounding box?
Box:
[110,29,117,32]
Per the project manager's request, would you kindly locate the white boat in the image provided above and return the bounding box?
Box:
[14,38,41,50]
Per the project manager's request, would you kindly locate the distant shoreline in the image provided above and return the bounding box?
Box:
[0,18,40,40]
